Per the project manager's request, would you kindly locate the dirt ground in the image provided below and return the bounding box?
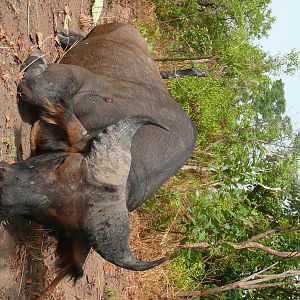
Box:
[0,1,171,299]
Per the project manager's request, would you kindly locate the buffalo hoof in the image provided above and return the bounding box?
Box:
[20,49,47,78]
[56,28,84,50]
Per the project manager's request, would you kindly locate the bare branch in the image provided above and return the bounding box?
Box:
[203,139,224,151]
[173,226,300,258]
[257,182,283,192]
[242,270,300,286]
[161,268,300,298]
[245,226,300,243]
[176,242,210,250]
[245,280,298,289]
[230,241,300,258]
[240,262,279,282]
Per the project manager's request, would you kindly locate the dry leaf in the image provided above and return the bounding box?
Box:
[102,262,112,272]
[25,277,33,284]
[36,32,43,49]
[0,25,5,39]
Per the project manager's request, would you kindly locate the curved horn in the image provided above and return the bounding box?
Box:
[86,207,166,271]
[84,116,167,270]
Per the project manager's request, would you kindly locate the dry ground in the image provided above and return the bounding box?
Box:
[0,1,177,299]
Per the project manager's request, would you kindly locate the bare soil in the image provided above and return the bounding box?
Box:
[0,1,172,299]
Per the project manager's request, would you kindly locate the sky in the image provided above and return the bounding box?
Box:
[258,0,300,131]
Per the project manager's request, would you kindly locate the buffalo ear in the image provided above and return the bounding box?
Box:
[84,116,167,270]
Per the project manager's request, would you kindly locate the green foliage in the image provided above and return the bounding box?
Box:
[166,74,238,147]
[169,250,205,291]
[139,0,300,298]
[136,21,161,53]
[102,286,118,300]
[141,185,184,229]
[154,0,275,54]
[270,49,300,75]
[2,134,17,163]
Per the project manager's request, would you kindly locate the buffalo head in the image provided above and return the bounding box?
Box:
[0,116,167,279]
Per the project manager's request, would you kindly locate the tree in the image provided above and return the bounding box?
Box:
[138,1,300,299]
[154,0,275,54]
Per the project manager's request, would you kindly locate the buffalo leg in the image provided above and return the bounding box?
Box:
[56,28,84,50]
[20,48,47,79]
[19,50,91,154]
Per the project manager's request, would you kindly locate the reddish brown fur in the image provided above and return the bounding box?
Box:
[31,99,90,154]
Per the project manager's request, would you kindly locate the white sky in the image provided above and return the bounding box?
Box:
[259,0,300,131]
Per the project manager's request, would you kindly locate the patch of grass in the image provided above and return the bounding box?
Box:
[107,0,113,9]
[2,133,17,163]
[168,250,205,291]
[102,286,118,300]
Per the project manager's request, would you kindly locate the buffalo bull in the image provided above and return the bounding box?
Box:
[1,23,196,280]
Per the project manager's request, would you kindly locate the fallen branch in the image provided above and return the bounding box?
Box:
[161,266,300,298]
[18,245,27,298]
[37,270,66,300]
[27,0,31,37]
[172,226,300,261]
[160,68,206,79]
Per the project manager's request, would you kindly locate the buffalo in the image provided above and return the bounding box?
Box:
[0,23,196,280]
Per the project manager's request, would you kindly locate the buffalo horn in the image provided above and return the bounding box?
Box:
[84,116,167,270]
